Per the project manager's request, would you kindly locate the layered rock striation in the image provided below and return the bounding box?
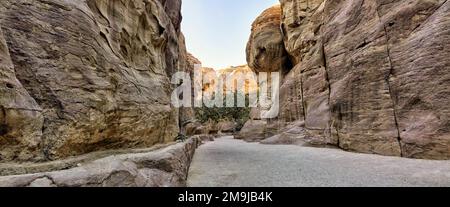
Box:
[247,0,450,159]
[0,0,190,162]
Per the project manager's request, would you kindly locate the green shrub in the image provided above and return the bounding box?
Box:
[195,92,251,127]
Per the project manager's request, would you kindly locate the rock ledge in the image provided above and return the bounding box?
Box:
[0,138,200,187]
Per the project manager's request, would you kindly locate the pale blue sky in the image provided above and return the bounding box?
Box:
[181,0,279,70]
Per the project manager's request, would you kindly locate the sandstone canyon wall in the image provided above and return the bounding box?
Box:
[248,0,450,159]
[247,5,292,75]
[0,0,192,163]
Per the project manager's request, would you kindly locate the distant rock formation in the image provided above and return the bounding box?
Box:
[218,65,258,95]
[0,0,190,162]
[247,0,450,159]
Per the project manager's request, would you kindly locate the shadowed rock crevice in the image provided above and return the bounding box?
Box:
[321,41,335,146]
[299,73,307,123]
[375,5,404,157]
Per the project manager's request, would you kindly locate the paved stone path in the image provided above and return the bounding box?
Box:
[187,136,450,187]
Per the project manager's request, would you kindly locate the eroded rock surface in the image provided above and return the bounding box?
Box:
[179,52,201,135]
[0,138,200,187]
[0,0,188,162]
[250,0,450,159]
[0,28,44,162]
[246,5,291,74]
[236,120,281,142]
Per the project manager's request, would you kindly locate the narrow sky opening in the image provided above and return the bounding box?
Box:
[181,0,279,70]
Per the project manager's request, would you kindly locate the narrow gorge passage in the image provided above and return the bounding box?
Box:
[188,137,450,187]
[1,0,450,188]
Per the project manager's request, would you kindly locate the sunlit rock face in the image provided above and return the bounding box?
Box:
[252,0,450,159]
[0,0,188,162]
[246,5,292,74]
[218,65,259,95]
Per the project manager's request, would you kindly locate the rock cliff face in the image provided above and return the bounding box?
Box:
[246,5,292,74]
[179,52,201,135]
[0,27,44,162]
[0,0,188,162]
[248,0,450,159]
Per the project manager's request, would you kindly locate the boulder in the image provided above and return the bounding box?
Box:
[261,121,330,146]
[185,122,202,136]
[235,120,268,142]
[217,121,237,134]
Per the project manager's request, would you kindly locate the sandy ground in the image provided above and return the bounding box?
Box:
[187,136,450,187]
